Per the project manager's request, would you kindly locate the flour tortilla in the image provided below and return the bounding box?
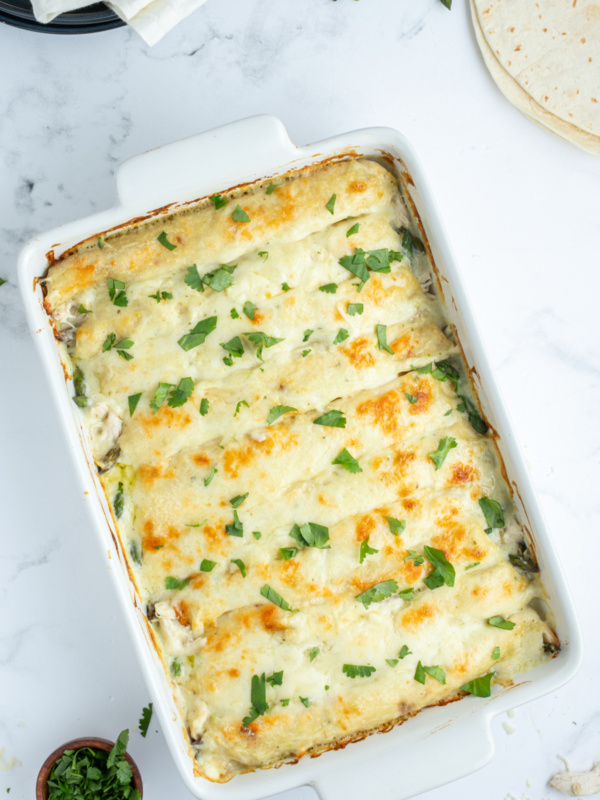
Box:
[470,0,600,155]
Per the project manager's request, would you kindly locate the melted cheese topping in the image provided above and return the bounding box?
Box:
[44,158,556,782]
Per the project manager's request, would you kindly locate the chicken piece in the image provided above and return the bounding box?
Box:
[550,762,600,796]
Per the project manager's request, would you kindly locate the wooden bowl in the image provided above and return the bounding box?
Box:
[36,737,143,800]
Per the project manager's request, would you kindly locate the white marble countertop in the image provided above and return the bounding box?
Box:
[1,1,599,798]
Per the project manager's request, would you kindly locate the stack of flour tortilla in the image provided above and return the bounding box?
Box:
[470,0,600,155]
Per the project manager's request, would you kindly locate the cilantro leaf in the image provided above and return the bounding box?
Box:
[243,301,255,320]
[77,304,91,313]
[184,265,204,293]
[279,547,298,561]
[107,277,128,307]
[332,447,362,474]
[423,545,455,590]
[400,227,425,254]
[299,696,311,707]
[356,579,398,608]
[313,409,346,428]
[157,231,177,250]
[266,183,278,194]
[384,516,406,536]
[461,672,494,697]
[200,559,217,572]
[309,648,319,662]
[200,398,209,416]
[343,664,376,678]
[209,194,228,209]
[359,537,378,564]
[202,264,237,292]
[139,703,153,737]
[398,588,415,601]
[165,576,189,591]
[414,660,426,684]
[303,329,313,342]
[320,283,337,294]
[346,222,359,237]
[232,205,250,223]
[167,377,194,408]
[399,645,411,659]
[386,659,399,667]
[245,331,284,360]
[258,251,269,260]
[230,492,249,508]
[404,549,424,565]
[339,249,370,288]
[230,307,240,319]
[243,673,268,726]
[220,336,244,362]
[260,584,296,611]
[333,328,349,345]
[98,236,105,248]
[479,497,505,530]
[204,466,217,486]
[325,193,336,214]
[488,616,516,630]
[234,399,249,417]
[231,558,246,577]
[267,405,297,425]
[289,522,330,549]
[424,665,446,684]
[405,392,418,404]
[252,531,262,540]
[492,646,501,660]
[428,437,457,470]
[376,324,394,355]
[178,316,218,351]
[267,671,283,686]
[128,393,142,417]
[225,510,244,537]
[347,303,363,315]
[302,349,311,357]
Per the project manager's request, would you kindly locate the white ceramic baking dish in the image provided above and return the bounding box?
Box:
[18,115,582,800]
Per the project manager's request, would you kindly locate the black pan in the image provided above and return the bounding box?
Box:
[0,0,125,33]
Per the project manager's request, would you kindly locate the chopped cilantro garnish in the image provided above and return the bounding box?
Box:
[399,645,412,659]
[139,703,153,737]
[204,467,217,486]
[178,316,218,351]
[319,283,337,294]
[128,393,142,417]
[384,516,406,536]
[252,531,262,540]
[260,584,296,611]
[243,301,255,320]
[309,647,320,662]
[265,183,278,194]
[279,547,298,561]
[479,497,505,530]
[230,307,240,319]
[157,231,177,250]
[461,672,494,697]
[359,537,378,564]
[346,222,359,237]
[232,205,250,223]
[234,399,249,417]
[423,545,455,589]
[245,331,284,360]
[107,277,128,307]
[343,664,376,678]
[347,303,363,315]
[289,522,330,549]
[200,559,217,572]
[97,236,105,249]
[150,382,174,414]
[488,616,516,630]
[231,559,246,577]
[325,193,336,214]
[492,646,501,660]
[333,328,349,345]
[356,579,398,608]
[200,398,210,416]
[165,576,189,591]
[404,550,424,565]
[242,673,268,726]
[225,510,244,537]
[167,377,194,408]
[313,409,346,428]
[202,264,237,292]
[428,436,457,470]
[221,336,244,363]
[184,265,204,293]
[209,194,227,209]
[230,492,249,508]
[281,282,291,291]
[376,324,394,355]
[405,392,418,404]
[332,448,362,474]
[303,329,313,342]
[267,405,297,425]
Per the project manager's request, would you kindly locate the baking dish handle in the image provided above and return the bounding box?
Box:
[311,718,494,800]
[114,115,298,209]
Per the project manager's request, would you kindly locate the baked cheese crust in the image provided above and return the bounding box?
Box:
[43,157,557,782]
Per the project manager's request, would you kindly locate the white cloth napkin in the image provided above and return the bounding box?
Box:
[30,0,209,45]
